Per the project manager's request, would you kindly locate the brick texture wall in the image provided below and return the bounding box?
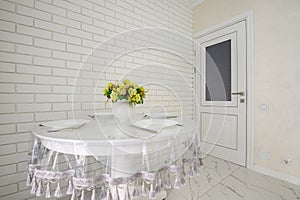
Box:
[0,0,193,199]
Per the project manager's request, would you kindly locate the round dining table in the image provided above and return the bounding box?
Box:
[26,114,202,200]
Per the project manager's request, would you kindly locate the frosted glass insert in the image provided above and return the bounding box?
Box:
[205,40,231,101]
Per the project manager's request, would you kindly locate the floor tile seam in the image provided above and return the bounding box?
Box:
[197,166,242,199]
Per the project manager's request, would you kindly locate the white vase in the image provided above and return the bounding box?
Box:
[111,100,133,123]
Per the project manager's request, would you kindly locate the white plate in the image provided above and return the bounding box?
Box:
[132,119,179,133]
[41,119,90,130]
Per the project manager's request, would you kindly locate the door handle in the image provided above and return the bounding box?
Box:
[232,91,245,96]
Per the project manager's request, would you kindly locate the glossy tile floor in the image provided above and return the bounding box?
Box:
[58,155,300,200]
[166,156,300,200]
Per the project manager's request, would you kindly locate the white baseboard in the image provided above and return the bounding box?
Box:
[251,165,300,186]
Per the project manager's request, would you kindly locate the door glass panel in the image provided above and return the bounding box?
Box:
[205,40,231,101]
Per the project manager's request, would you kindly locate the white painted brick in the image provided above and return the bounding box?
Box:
[34,19,65,33]
[105,16,124,28]
[67,77,93,86]
[0,164,16,176]
[34,38,65,51]
[82,8,104,21]
[0,104,15,113]
[67,11,93,24]
[0,184,18,196]
[94,4,115,17]
[82,102,104,110]
[105,2,124,14]
[0,20,15,32]
[104,73,121,81]
[16,64,51,75]
[36,94,67,102]
[0,189,34,200]
[52,68,79,77]
[82,39,100,49]
[35,1,66,17]
[7,0,34,7]
[93,19,114,31]
[53,32,81,45]
[80,86,96,94]
[0,113,34,124]
[35,111,66,121]
[34,57,65,68]
[52,86,74,94]
[67,110,91,119]
[67,27,93,40]
[116,13,134,24]
[81,71,99,79]
[17,142,30,152]
[52,50,81,62]
[68,94,93,102]
[17,103,51,112]
[0,83,15,93]
[53,14,81,29]
[0,52,32,64]
[0,41,14,52]
[93,33,106,43]
[0,30,32,45]
[0,1,193,198]
[67,44,91,55]
[0,0,15,12]
[0,144,16,155]
[117,1,134,11]
[0,124,16,135]
[16,44,51,57]
[67,61,92,70]
[17,162,28,173]
[83,55,105,65]
[16,84,51,93]
[15,182,29,196]
[70,0,93,9]
[53,85,81,94]
[125,9,142,21]
[53,0,81,13]
[82,23,105,35]
[87,0,104,6]
[53,103,81,111]
[17,5,51,21]
[0,73,33,83]
[0,9,33,26]
[0,170,27,186]
[16,122,37,133]
[16,24,51,39]
[94,63,113,72]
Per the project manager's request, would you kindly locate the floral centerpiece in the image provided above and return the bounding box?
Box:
[103,80,146,122]
[103,79,146,104]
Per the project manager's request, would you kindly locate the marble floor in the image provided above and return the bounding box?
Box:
[165,156,300,200]
[51,156,300,200]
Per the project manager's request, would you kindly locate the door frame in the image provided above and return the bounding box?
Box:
[194,11,254,168]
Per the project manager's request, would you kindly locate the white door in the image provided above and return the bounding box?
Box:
[195,21,247,166]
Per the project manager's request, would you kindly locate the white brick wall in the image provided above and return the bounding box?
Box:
[0,0,193,199]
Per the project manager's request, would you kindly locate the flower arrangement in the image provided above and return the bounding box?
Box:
[103,79,146,104]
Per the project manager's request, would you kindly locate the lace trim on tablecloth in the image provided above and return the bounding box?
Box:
[26,157,202,200]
